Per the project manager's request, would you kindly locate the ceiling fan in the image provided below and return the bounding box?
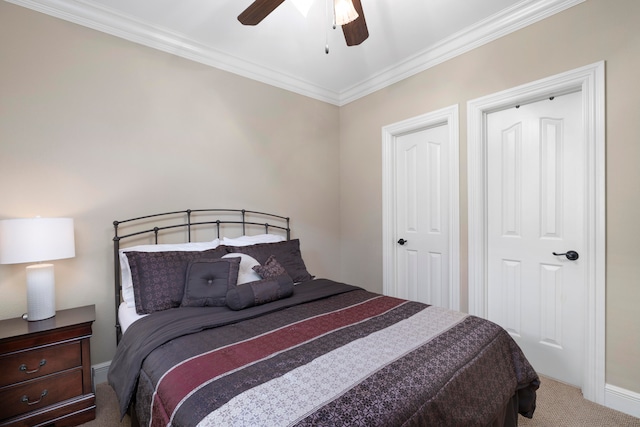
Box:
[238,0,369,47]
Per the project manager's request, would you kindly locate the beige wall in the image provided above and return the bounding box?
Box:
[0,2,340,366]
[339,0,640,393]
[1,0,639,396]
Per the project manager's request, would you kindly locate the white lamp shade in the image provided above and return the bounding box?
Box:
[0,218,75,265]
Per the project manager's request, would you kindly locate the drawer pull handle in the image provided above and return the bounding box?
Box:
[21,389,48,406]
[19,359,47,374]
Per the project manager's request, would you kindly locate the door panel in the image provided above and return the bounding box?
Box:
[395,124,450,308]
[486,92,584,386]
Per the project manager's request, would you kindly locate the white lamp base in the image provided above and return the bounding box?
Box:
[25,264,56,321]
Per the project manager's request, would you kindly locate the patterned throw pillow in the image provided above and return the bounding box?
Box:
[252,255,288,279]
[127,247,227,314]
[225,239,313,283]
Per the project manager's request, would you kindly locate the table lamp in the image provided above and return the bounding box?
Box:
[0,217,75,321]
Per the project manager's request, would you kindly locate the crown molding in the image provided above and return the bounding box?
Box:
[7,0,584,106]
[339,0,585,105]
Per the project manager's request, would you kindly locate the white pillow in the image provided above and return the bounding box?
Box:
[222,253,261,285]
[119,239,221,308]
[222,234,286,247]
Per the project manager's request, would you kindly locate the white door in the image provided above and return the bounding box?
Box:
[394,124,451,308]
[486,91,585,386]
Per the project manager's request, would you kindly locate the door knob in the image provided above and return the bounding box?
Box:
[553,250,579,261]
[397,238,407,246]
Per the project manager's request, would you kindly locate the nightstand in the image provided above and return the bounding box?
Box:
[0,305,96,427]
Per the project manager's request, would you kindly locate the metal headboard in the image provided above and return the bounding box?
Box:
[113,209,290,343]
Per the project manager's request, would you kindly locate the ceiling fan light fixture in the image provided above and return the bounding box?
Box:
[334,0,359,26]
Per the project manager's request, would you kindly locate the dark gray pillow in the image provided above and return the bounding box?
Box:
[127,246,227,314]
[225,239,313,283]
[181,257,240,307]
[226,275,294,311]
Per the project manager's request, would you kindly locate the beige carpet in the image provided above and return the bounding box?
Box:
[519,376,640,427]
[81,382,131,427]
[83,376,640,426]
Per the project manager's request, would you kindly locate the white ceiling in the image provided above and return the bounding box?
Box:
[8,0,582,105]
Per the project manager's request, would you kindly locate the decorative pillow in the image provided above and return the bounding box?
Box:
[221,253,261,285]
[225,239,313,283]
[127,247,227,314]
[226,275,295,311]
[181,258,240,307]
[119,239,221,308]
[222,234,286,247]
[253,254,288,279]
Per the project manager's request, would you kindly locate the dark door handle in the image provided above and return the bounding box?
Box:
[397,238,407,246]
[553,250,579,261]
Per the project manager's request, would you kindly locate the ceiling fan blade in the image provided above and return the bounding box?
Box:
[342,0,369,46]
[238,0,286,25]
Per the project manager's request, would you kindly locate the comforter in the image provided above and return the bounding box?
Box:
[109,279,539,427]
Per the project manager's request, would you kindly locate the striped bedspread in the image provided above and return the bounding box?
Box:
[109,280,539,427]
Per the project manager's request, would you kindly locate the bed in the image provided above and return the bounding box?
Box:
[107,209,539,427]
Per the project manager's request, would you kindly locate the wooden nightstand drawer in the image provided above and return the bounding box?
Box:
[0,341,82,388]
[0,305,95,427]
[0,368,83,420]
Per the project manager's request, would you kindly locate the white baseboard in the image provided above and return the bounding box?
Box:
[90,360,639,419]
[92,360,111,386]
[605,383,640,419]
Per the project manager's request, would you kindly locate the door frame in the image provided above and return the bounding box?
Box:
[382,105,460,310]
[467,61,605,403]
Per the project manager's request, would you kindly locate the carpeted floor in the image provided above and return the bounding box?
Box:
[83,376,640,426]
[519,376,640,427]
[81,382,131,427]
